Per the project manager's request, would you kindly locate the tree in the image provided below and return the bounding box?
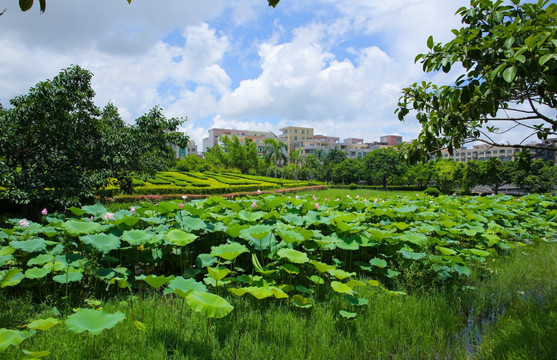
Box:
[263,138,287,178]
[0,65,189,216]
[333,159,363,185]
[432,160,464,194]
[396,0,557,160]
[477,157,516,194]
[363,148,407,190]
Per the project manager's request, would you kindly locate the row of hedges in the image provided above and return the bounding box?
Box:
[330,184,426,191]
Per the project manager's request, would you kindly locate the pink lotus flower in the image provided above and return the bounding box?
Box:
[41,208,48,215]
[130,207,136,213]
[336,197,340,201]
[251,201,257,208]
[295,195,299,199]
[374,199,378,203]
[382,200,385,204]
[346,195,351,198]
[312,195,316,200]
[90,216,94,221]
[104,212,115,220]
[179,202,184,209]
[315,203,320,209]
[356,195,360,199]
[325,198,328,202]
[19,219,29,228]
[257,189,261,194]
[364,199,368,202]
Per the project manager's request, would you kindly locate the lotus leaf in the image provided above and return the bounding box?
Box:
[275,228,304,244]
[210,242,249,260]
[0,269,24,288]
[239,225,272,241]
[0,329,31,352]
[295,285,313,295]
[207,267,230,281]
[81,204,108,216]
[453,264,472,277]
[399,250,426,260]
[164,277,207,295]
[307,275,325,284]
[133,321,146,331]
[331,281,354,295]
[27,318,61,331]
[327,269,355,280]
[367,279,380,287]
[196,254,217,268]
[80,233,120,254]
[176,215,207,232]
[53,270,83,284]
[142,274,174,289]
[269,286,289,299]
[339,310,357,319]
[309,260,336,273]
[343,295,369,306]
[282,264,300,274]
[166,229,197,246]
[0,255,13,266]
[24,267,51,279]
[369,258,388,268]
[436,246,456,256]
[185,291,234,318]
[9,238,47,253]
[63,221,102,237]
[122,230,153,246]
[237,210,266,222]
[65,309,125,335]
[277,248,309,264]
[290,294,313,308]
[345,279,366,289]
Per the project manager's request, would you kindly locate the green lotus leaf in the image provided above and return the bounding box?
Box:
[399,250,427,260]
[391,222,411,231]
[122,230,153,246]
[343,295,369,306]
[252,254,277,275]
[276,228,305,244]
[225,223,248,238]
[228,288,247,297]
[80,233,120,254]
[345,279,366,289]
[142,274,174,289]
[9,238,47,253]
[307,275,325,284]
[53,270,83,284]
[210,242,249,261]
[22,349,50,358]
[244,286,274,299]
[185,291,234,318]
[65,309,125,335]
[175,215,207,232]
[309,260,336,273]
[237,210,266,222]
[282,263,300,274]
[367,279,380,287]
[239,225,272,241]
[269,286,289,299]
[295,285,313,295]
[81,203,108,216]
[207,267,230,281]
[327,269,355,280]
[242,231,277,251]
[166,229,197,246]
[281,214,305,226]
[331,281,354,295]
[24,267,51,280]
[27,318,61,331]
[114,215,140,228]
[196,254,217,268]
[339,310,357,319]
[68,206,86,216]
[291,294,313,308]
[369,258,387,268]
[463,248,491,257]
[164,277,207,295]
[0,255,13,267]
[63,221,102,237]
[452,264,472,277]
[0,328,32,352]
[40,226,59,238]
[0,269,24,288]
[277,248,309,264]
[436,246,456,256]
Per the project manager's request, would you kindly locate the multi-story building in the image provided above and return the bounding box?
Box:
[380,135,403,147]
[202,128,277,154]
[298,135,340,156]
[438,141,556,163]
[171,139,198,158]
[335,138,380,159]
[278,126,314,154]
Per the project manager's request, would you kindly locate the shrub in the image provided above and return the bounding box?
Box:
[424,187,441,197]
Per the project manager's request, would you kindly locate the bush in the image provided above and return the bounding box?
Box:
[424,187,441,197]
[348,183,358,190]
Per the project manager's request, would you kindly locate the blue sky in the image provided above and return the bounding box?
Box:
[0,0,492,150]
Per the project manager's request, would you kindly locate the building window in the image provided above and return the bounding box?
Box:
[294,129,298,133]
[294,136,297,140]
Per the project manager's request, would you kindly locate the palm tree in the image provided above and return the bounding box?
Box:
[289,148,303,180]
[264,138,287,178]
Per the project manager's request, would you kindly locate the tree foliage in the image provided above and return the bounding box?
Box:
[363,148,407,190]
[397,0,557,160]
[0,66,188,213]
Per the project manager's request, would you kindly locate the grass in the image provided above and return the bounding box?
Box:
[2,242,556,359]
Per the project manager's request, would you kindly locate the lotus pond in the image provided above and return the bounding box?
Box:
[1,192,556,358]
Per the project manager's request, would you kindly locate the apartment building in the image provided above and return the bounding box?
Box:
[380,135,403,147]
[438,141,556,163]
[278,126,314,154]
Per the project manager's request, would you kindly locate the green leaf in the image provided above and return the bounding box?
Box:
[277,248,309,264]
[0,269,24,288]
[122,230,153,246]
[22,349,50,358]
[210,242,249,261]
[185,291,234,318]
[331,281,354,295]
[327,269,355,280]
[291,294,313,308]
[427,35,434,49]
[65,309,125,335]
[24,267,51,279]
[399,250,426,260]
[176,214,207,232]
[164,277,207,295]
[453,264,472,277]
[239,225,272,241]
[282,263,300,274]
[207,267,230,281]
[80,234,120,254]
[53,271,83,284]
[503,66,517,83]
[82,204,108,216]
[142,274,174,289]
[19,0,33,12]
[339,310,357,319]
[369,258,387,268]
[0,328,30,352]
[344,295,369,306]
[27,318,61,331]
[166,229,197,246]
[309,260,336,273]
[9,238,47,253]
[63,221,102,237]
